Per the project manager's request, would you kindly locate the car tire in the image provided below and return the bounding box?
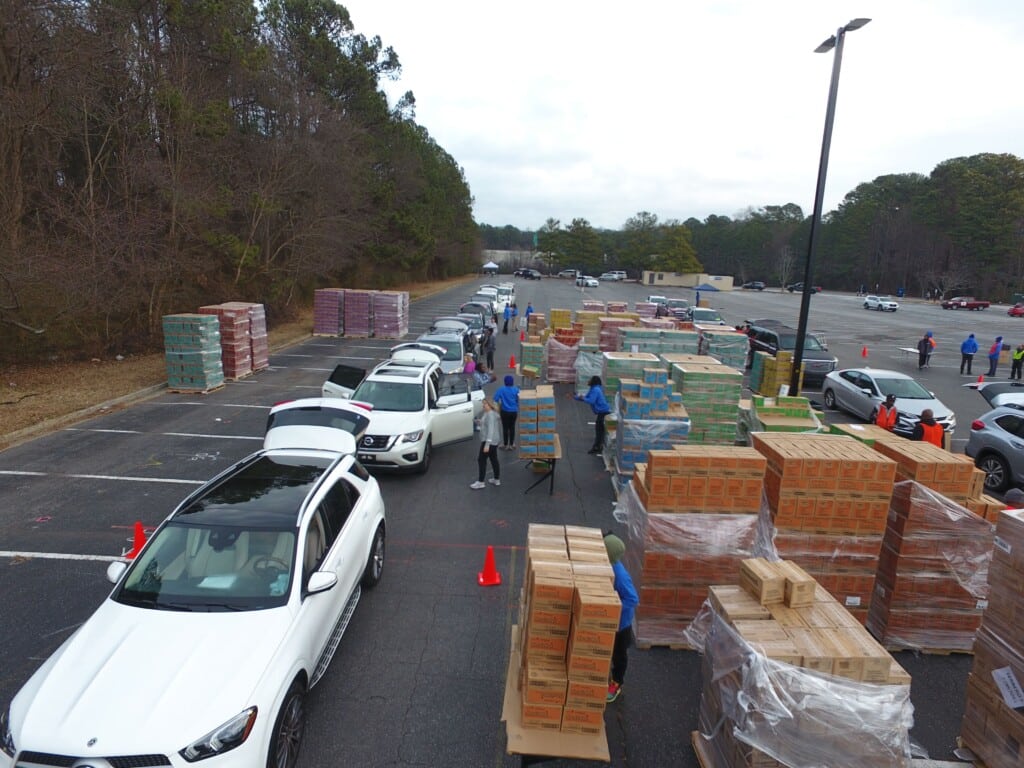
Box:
[267,678,306,768]
[361,523,386,589]
[822,389,837,409]
[416,436,432,474]
[977,452,1011,492]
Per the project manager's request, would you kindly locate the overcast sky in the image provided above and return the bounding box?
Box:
[340,1,1024,231]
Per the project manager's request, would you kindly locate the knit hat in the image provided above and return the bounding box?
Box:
[969,333,975,339]
[504,375,514,386]
[603,534,626,564]
[1004,488,1024,507]
[997,336,1003,342]
[925,331,933,337]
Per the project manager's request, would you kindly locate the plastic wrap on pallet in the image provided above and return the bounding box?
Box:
[544,336,579,383]
[866,480,993,652]
[692,611,913,768]
[615,481,776,646]
[614,412,691,474]
[573,349,604,395]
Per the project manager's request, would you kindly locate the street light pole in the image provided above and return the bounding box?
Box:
[790,18,870,396]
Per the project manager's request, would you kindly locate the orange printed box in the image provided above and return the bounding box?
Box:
[573,588,622,630]
[521,701,564,730]
[561,706,604,734]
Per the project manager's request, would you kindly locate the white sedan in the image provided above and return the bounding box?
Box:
[822,368,956,438]
[576,275,599,287]
[1,441,386,768]
[863,295,899,311]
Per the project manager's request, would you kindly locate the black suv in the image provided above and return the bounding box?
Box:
[745,323,838,389]
[741,281,766,290]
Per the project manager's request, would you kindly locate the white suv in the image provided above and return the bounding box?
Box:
[863,295,899,311]
[321,345,482,473]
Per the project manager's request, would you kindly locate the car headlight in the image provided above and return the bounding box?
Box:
[1,706,15,758]
[179,707,257,762]
[400,430,424,444]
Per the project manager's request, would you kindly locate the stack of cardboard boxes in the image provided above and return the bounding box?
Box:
[598,316,637,351]
[606,301,629,313]
[613,368,691,472]
[518,385,558,459]
[601,351,661,398]
[515,524,620,735]
[371,290,410,339]
[574,309,604,343]
[618,328,701,356]
[749,349,803,395]
[750,395,820,434]
[751,433,898,622]
[162,313,226,393]
[518,341,545,381]
[198,302,269,379]
[867,480,994,651]
[545,326,582,383]
[697,327,748,370]
[695,558,913,768]
[961,508,1024,768]
[669,363,744,444]
[312,288,345,336]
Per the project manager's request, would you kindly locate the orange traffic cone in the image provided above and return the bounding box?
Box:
[520,330,525,342]
[861,346,868,359]
[477,546,502,587]
[978,374,985,384]
[509,354,516,370]
[125,521,146,560]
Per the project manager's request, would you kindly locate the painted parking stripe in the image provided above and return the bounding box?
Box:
[0,470,203,485]
[0,550,123,562]
[64,428,261,441]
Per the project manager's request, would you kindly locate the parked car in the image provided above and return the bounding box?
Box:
[863,295,899,311]
[576,275,599,288]
[521,269,542,280]
[663,298,690,319]
[1008,304,1024,317]
[822,368,956,438]
[741,281,766,290]
[688,307,727,326]
[963,381,1024,491]
[0,442,386,768]
[746,323,838,388]
[786,283,822,293]
[941,296,990,310]
[645,295,668,306]
[321,344,480,473]
[557,269,580,279]
[265,398,372,451]
[598,271,624,281]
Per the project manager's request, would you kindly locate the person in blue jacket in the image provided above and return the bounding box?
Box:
[603,532,639,703]
[502,303,511,335]
[960,333,978,375]
[493,374,520,450]
[575,375,611,454]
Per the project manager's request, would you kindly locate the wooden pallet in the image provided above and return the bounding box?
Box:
[167,383,225,395]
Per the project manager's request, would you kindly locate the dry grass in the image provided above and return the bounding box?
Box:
[0,276,477,449]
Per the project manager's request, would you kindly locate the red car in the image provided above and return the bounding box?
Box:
[1008,304,1024,317]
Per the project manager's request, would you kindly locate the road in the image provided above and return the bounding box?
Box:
[0,279,998,765]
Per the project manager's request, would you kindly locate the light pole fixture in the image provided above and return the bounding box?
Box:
[790,18,871,396]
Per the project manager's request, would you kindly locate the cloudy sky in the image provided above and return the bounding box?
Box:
[340,1,1024,231]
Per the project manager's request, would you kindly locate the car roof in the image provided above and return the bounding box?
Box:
[838,368,912,380]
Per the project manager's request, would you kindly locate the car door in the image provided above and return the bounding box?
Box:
[322,363,366,398]
[430,375,474,444]
[832,371,862,414]
[295,504,344,666]
[848,372,878,419]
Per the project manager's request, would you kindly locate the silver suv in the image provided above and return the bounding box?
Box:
[964,382,1024,491]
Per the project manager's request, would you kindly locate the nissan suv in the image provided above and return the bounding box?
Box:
[746,323,838,389]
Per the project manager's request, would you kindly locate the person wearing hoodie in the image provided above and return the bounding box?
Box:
[911,409,945,448]
[1012,344,1024,380]
[493,374,520,450]
[960,333,979,375]
[603,532,639,704]
[470,399,502,489]
[575,375,611,454]
[988,336,1004,377]
[917,331,935,370]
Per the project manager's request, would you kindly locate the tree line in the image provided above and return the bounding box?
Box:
[483,153,1024,301]
[1,0,479,362]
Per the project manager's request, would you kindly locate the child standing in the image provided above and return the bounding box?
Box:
[470,399,501,489]
[603,533,639,703]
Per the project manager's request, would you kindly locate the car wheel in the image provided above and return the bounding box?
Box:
[977,453,1011,492]
[267,679,306,768]
[361,523,386,589]
[416,437,432,474]
[823,389,837,409]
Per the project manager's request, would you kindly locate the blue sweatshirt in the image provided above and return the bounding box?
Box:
[493,384,520,413]
[961,336,978,355]
[581,384,610,415]
[612,561,638,630]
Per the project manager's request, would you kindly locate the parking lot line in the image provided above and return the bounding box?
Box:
[0,470,203,485]
[0,550,123,562]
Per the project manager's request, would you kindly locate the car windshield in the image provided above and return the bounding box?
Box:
[875,377,932,399]
[115,522,297,611]
[691,308,722,322]
[776,333,824,351]
[352,380,424,412]
[667,300,688,309]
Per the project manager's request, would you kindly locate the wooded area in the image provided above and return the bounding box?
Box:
[483,153,1024,300]
[1,0,478,362]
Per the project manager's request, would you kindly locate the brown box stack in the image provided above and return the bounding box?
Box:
[515,524,620,734]
[870,439,983,502]
[867,481,993,652]
[198,303,256,379]
[697,559,913,768]
[632,446,766,514]
[751,433,898,621]
[960,508,1024,768]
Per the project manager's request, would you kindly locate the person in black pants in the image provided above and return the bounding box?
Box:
[493,375,520,449]
[575,375,611,454]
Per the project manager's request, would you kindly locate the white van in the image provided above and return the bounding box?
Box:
[496,284,515,312]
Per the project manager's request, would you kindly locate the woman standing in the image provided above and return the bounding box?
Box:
[470,399,502,489]
[575,375,611,455]
[493,375,520,450]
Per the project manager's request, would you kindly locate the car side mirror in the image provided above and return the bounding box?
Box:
[860,388,873,396]
[107,560,128,584]
[307,571,338,594]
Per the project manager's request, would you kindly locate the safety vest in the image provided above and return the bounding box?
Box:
[875,404,897,430]
[918,421,944,448]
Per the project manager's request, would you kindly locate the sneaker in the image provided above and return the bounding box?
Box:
[488,478,501,486]
[606,682,622,703]
[588,447,602,455]
[470,481,486,490]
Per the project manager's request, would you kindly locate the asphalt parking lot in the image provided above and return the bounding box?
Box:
[1,279,999,765]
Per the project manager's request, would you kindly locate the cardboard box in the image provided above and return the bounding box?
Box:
[561,706,605,735]
[523,660,568,706]
[707,584,772,622]
[521,701,563,730]
[775,560,817,608]
[573,588,622,631]
[740,558,785,605]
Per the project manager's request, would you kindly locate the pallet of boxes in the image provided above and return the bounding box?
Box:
[690,557,914,768]
[501,524,620,762]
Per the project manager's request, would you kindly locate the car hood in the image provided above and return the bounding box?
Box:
[14,599,292,753]
[364,409,427,437]
[892,397,953,422]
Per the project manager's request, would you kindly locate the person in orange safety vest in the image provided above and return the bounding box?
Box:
[875,394,898,430]
[911,408,945,448]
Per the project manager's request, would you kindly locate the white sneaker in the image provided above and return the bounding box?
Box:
[488,478,501,486]
[470,481,486,490]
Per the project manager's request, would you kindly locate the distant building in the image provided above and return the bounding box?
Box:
[640,271,734,290]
